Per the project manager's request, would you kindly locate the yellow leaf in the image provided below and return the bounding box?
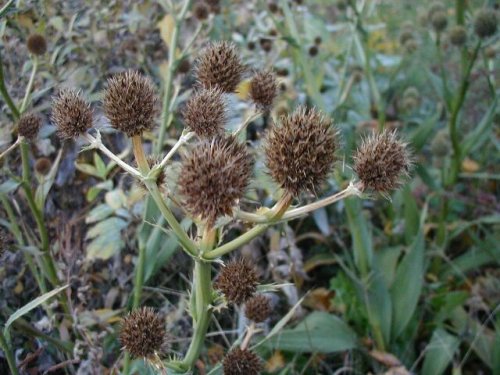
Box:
[265,351,285,372]
[462,158,480,173]
[235,79,251,100]
[157,14,175,48]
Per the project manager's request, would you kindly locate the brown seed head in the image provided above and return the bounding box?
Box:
[449,25,467,46]
[399,30,414,46]
[215,259,258,305]
[26,34,47,55]
[223,348,262,375]
[103,71,159,137]
[245,294,272,323]
[249,70,278,110]
[194,2,210,21]
[353,130,412,193]
[17,113,42,141]
[35,157,52,175]
[183,87,227,138]
[431,11,448,32]
[119,307,166,359]
[195,41,245,93]
[206,0,220,13]
[178,136,254,226]
[308,45,319,56]
[260,38,273,53]
[177,58,191,74]
[474,9,498,39]
[51,89,93,139]
[264,106,338,197]
[428,2,445,20]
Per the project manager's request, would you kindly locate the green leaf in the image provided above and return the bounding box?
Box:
[461,97,498,156]
[4,284,69,332]
[390,229,424,339]
[0,179,20,194]
[345,198,373,275]
[422,329,460,375]
[402,186,419,245]
[86,204,114,223]
[263,311,358,353]
[86,230,124,260]
[75,162,100,178]
[93,152,107,179]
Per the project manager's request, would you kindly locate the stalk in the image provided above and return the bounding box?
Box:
[0,51,20,119]
[0,331,18,375]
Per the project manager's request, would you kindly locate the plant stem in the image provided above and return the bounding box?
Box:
[20,57,38,113]
[157,130,194,169]
[0,137,21,161]
[155,0,193,154]
[0,331,18,375]
[132,243,147,309]
[0,51,20,119]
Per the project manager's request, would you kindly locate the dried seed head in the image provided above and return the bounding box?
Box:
[249,70,278,110]
[404,39,418,54]
[259,38,273,53]
[119,307,166,359]
[223,348,262,375]
[431,11,448,32]
[474,9,498,39]
[51,89,93,139]
[103,71,159,137]
[399,30,414,46]
[245,294,272,323]
[35,157,52,175]
[268,2,279,13]
[353,130,412,193]
[178,136,254,226]
[17,113,42,141]
[314,36,322,45]
[26,34,47,55]
[195,41,245,93]
[194,2,210,21]
[308,45,319,56]
[337,0,348,11]
[206,0,220,13]
[177,58,191,75]
[183,87,227,138]
[449,26,467,46]
[215,259,258,305]
[431,129,451,157]
[264,106,338,197]
[428,2,445,20]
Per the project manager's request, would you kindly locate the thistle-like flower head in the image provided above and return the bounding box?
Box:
[17,113,42,141]
[182,87,227,138]
[103,71,159,137]
[51,89,93,139]
[178,136,254,226]
[215,259,258,305]
[249,70,278,110]
[223,348,262,375]
[245,294,272,323]
[27,34,47,55]
[474,9,498,39]
[264,106,338,197]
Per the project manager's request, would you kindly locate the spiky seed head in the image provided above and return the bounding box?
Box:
[264,106,338,197]
[428,2,445,20]
[474,9,498,39]
[119,307,166,359]
[353,130,412,193]
[194,2,210,21]
[431,11,448,32]
[268,2,279,13]
[247,41,256,50]
[399,30,414,46]
[26,34,47,55]
[183,87,227,138]
[431,129,451,157]
[177,58,191,74]
[404,39,418,54]
[51,89,93,139]
[195,41,245,93]
[403,87,419,100]
[215,259,259,305]
[314,36,322,45]
[205,0,220,13]
[249,70,278,110]
[308,45,319,56]
[35,157,52,175]
[449,26,467,46]
[259,38,273,53]
[103,71,159,137]
[178,136,254,226]
[17,113,42,141]
[245,294,272,323]
[223,348,262,375]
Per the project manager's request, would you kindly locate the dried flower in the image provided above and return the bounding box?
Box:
[177,58,191,74]
[178,136,254,226]
[205,0,220,13]
[404,39,418,54]
[119,307,166,359]
[26,34,47,55]
[249,70,278,110]
[431,11,448,32]
[35,157,52,175]
[264,106,338,197]
[427,2,445,20]
[245,294,272,323]
[268,2,279,13]
[195,41,245,93]
[194,2,210,21]
[308,45,319,56]
[17,113,42,141]
[449,26,467,46]
[103,71,159,137]
[183,87,227,138]
[259,38,273,53]
[51,89,93,139]
[215,259,258,305]
[353,130,412,193]
[474,9,498,39]
[399,30,414,46]
[314,36,322,45]
[223,348,262,375]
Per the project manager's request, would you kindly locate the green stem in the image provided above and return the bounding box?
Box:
[0,331,18,375]
[436,34,452,110]
[132,243,146,309]
[20,57,38,113]
[0,50,20,119]
[155,0,192,154]
[447,41,481,185]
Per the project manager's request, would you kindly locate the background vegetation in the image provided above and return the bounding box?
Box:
[0,0,498,374]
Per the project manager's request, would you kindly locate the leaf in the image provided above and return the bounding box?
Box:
[345,198,373,275]
[35,149,63,210]
[461,97,497,156]
[4,284,69,332]
[86,217,127,239]
[86,204,114,224]
[86,230,124,260]
[390,229,424,339]
[75,162,100,178]
[235,79,251,100]
[263,311,358,353]
[0,179,20,194]
[93,152,107,179]
[421,329,459,375]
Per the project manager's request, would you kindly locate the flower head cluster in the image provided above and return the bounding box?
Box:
[51,89,93,139]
